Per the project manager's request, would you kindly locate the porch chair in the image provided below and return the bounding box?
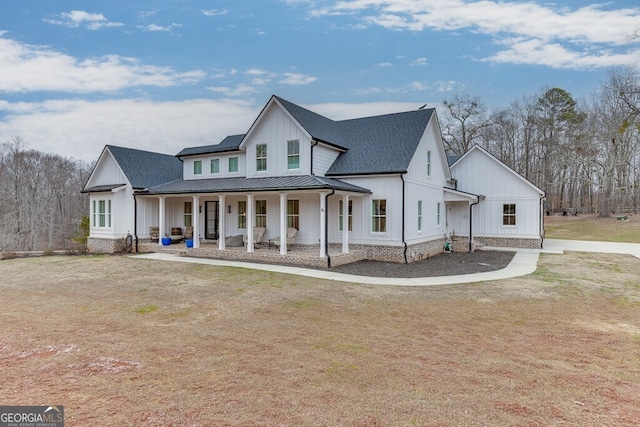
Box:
[184,226,194,240]
[243,226,266,248]
[271,227,298,248]
[149,226,159,242]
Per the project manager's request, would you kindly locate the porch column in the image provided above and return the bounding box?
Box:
[192,195,200,248]
[342,194,349,253]
[158,196,166,245]
[246,193,254,253]
[218,195,226,250]
[279,192,288,254]
[319,192,327,257]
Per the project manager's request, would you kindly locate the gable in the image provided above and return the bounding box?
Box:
[451,146,544,198]
[84,145,183,192]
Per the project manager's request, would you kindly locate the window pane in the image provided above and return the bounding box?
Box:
[211,159,219,173]
[238,201,246,229]
[229,157,238,172]
[194,160,202,174]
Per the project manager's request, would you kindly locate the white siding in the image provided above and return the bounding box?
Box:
[452,147,543,238]
[86,151,127,188]
[243,104,312,178]
[313,144,341,176]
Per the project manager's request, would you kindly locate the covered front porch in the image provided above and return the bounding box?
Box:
[137,238,367,268]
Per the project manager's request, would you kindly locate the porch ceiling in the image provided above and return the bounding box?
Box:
[138,174,371,196]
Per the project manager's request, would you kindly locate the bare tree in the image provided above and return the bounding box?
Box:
[441,93,493,155]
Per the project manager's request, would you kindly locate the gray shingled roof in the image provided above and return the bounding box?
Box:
[106,145,183,189]
[176,134,245,157]
[275,96,435,176]
[140,175,371,195]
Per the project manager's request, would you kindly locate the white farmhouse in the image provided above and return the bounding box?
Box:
[82,95,545,266]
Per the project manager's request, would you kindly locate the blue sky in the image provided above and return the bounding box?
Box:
[1,0,639,161]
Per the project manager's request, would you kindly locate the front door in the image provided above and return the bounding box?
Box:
[205,201,219,240]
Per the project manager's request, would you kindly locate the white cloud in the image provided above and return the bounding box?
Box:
[409,57,428,66]
[202,9,228,17]
[140,23,182,32]
[0,34,205,93]
[0,98,259,161]
[313,0,640,68]
[279,73,317,85]
[44,10,124,30]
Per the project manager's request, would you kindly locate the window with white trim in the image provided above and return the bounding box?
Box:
[418,200,423,231]
[184,201,192,226]
[372,199,387,233]
[503,203,516,226]
[256,144,267,172]
[255,200,267,227]
[427,150,432,177]
[194,160,202,175]
[287,139,300,170]
[238,200,246,229]
[339,200,353,232]
[92,199,111,228]
[229,157,238,172]
[436,202,441,227]
[288,200,299,229]
[210,159,219,174]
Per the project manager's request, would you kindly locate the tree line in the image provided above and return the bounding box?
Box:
[441,66,640,217]
[0,136,91,252]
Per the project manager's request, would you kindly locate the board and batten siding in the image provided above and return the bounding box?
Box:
[451,147,543,239]
[243,103,312,178]
[183,153,246,180]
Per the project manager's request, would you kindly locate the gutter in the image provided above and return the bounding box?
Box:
[133,191,139,253]
[310,139,318,175]
[401,174,408,263]
[539,192,547,248]
[469,197,481,252]
[325,189,336,267]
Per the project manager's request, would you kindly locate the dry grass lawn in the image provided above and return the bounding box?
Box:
[1,216,640,426]
[545,212,640,242]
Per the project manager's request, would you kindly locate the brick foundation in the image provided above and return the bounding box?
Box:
[454,236,542,250]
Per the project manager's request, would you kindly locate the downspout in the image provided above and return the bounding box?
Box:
[325,189,336,267]
[469,197,480,252]
[539,192,547,248]
[401,174,408,263]
[310,139,318,176]
[133,192,139,253]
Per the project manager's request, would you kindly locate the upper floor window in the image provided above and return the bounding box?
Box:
[418,200,423,231]
[339,199,353,232]
[288,200,299,229]
[255,200,267,227]
[238,200,247,229]
[184,202,192,226]
[210,159,219,174]
[287,139,300,170]
[229,157,238,173]
[256,144,267,172]
[503,203,516,226]
[372,199,387,233]
[427,150,432,177]
[194,160,202,175]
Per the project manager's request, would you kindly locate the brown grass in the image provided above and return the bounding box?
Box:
[1,252,639,426]
[545,213,640,242]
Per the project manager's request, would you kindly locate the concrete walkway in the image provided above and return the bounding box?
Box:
[132,239,640,286]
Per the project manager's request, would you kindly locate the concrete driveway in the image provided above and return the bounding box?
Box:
[543,238,640,259]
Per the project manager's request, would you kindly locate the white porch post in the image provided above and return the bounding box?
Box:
[158,196,166,245]
[218,195,226,250]
[319,192,327,257]
[342,194,349,253]
[246,193,254,253]
[192,195,200,248]
[279,192,288,254]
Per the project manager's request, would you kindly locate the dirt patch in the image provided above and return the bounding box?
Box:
[1,253,639,426]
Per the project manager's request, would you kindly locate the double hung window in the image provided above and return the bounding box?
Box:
[256,144,267,172]
[372,199,386,232]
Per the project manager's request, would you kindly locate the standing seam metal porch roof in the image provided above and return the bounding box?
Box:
[138,174,371,195]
